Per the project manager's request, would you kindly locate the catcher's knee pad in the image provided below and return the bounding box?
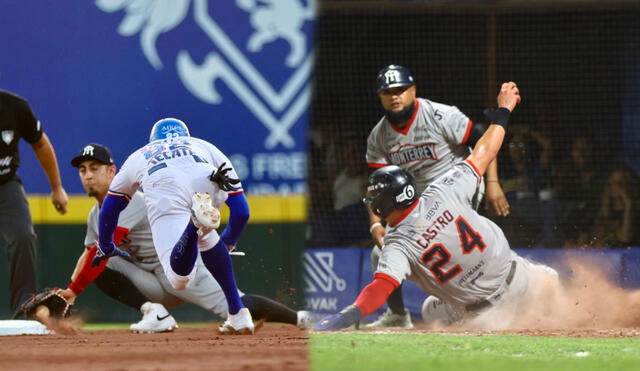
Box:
[421,296,461,327]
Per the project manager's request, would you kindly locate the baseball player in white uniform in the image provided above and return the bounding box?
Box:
[364,65,510,328]
[316,82,558,331]
[57,142,311,332]
[91,118,255,334]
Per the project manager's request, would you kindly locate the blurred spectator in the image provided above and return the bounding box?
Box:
[497,125,559,247]
[329,136,371,246]
[554,135,606,247]
[592,166,640,247]
[308,130,371,247]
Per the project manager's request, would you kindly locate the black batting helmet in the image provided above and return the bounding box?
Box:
[376,65,415,93]
[363,165,417,219]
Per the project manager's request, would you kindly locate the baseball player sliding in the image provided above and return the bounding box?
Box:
[56,142,311,332]
[316,82,558,331]
[365,65,510,328]
[90,118,257,334]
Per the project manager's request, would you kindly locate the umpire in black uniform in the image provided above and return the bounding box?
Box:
[0,90,68,317]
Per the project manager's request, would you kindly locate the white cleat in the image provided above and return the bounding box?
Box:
[365,308,414,329]
[130,302,178,333]
[218,308,255,335]
[190,192,221,236]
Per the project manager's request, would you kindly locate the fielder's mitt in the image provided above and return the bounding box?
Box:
[19,288,72,319]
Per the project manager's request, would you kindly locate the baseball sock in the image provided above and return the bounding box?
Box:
[386,284,407,315]
[169,222,199,276]
[94,267,148,310]
[201,239,244,315]
[241,294,297,325]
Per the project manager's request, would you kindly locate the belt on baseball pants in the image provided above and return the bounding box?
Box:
[465,260,517,312]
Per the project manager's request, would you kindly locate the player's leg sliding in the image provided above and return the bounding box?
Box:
[241,294,313,329]
[201,241,254,335]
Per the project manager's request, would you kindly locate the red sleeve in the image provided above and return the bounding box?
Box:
[354,275,399,317]
[67,245,108,295]
[67,226,130,295]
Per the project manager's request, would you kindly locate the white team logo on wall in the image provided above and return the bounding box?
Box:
[96,0,315,149]
[303,252,346,293]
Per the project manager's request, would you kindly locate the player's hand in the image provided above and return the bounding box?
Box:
[496,82,521,112]
[51,186,68,215]
[58,288,78,305]
[227,244,236,252]
[209,162,240,192]
[91,241,130,267]
[314,305,362,331]
[485,181,510,216]
[370,224,386,248]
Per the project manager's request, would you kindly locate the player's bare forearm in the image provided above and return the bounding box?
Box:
[484,158,510,216]
[70,249,89,281]
[466,125,507,176]
[30,133,68,214]
[467,82,520,175]
[367,204,385,248]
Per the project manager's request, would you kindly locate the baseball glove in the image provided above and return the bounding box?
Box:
[19,288,73,319]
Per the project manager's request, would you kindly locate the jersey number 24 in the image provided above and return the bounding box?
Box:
[420,216,486,284]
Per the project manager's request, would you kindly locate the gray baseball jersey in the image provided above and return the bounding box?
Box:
[85,192,159,271]
[376,160,512,308]
[366,98,475,193]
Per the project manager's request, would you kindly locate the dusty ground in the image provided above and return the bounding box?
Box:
[411,326,640,338]
[0,324,308,371]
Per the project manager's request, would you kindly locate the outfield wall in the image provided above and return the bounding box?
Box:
[0,222,305,322]
[303,247,640,323]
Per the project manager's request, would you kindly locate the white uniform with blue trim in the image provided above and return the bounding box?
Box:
[376,161,557,324]
[108,137,243,289]
[85,192,237,317]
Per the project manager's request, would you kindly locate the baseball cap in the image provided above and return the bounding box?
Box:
[71,143,114,167]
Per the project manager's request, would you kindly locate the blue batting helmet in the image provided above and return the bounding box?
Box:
[149,118,191,142]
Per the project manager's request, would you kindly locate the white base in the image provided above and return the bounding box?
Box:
[0,320,52,336]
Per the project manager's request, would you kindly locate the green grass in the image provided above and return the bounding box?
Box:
[311,332,640,371]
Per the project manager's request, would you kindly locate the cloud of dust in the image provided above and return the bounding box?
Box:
[451,256,640,331]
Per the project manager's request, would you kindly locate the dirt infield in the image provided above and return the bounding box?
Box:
[0,324,308,371]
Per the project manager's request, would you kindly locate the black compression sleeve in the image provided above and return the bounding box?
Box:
[241,294,298,325]
[94,267,148,310]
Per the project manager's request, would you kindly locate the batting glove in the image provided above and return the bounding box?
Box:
[314,305,362,331]
[91,241,130,267]
[209,162,240,192]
